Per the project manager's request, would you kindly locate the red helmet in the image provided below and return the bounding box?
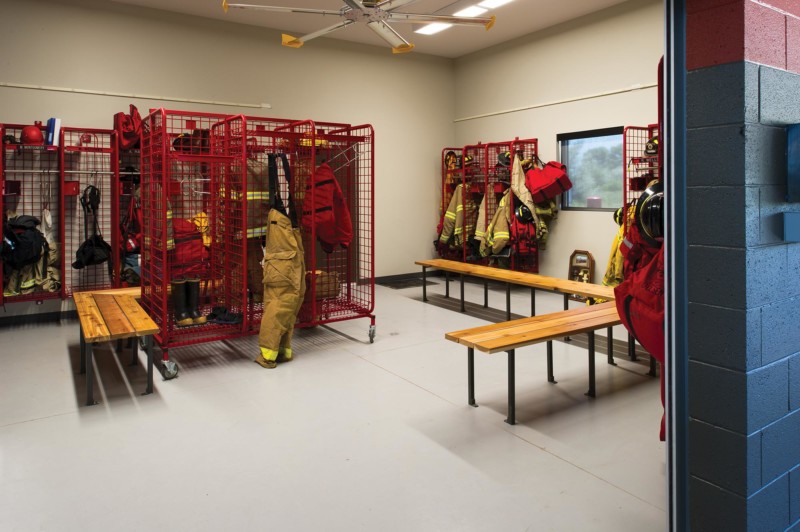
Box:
[20,124,44,145]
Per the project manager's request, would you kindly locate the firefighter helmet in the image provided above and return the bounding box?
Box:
[515,203,534,224]
[636,180,664,247]
[20,124,44,145]
[644,136,659,156]
[497,151,511,167]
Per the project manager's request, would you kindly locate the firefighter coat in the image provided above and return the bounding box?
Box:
[438,184,477,248]
[302,162,352,253]
[480,189,511,257]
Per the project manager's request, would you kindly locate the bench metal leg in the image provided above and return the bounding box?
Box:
[506,283,511,321]
[79,328,86,374]
[86,342,97,406]
[445,272,450,298]
[467,347,476,407]
[628,333,637,361]
[563,294,571,341]
[547,340,556,383]
[483,280,488,308]
[460,274,465,313]
[129,337,138,366]
[607,326,616,365]
[422,266,428,302]
[531,288,536,316]
[586,331,596,398]
[648,356,658,377]
[144,335,154,395]
[505,349,516,425]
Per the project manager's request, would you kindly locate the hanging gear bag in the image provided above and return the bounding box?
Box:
[73,185,112,269]
[2,215,49,272]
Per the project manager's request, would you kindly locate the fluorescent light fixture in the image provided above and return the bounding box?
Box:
[478,0,513,8]
[414,22,453,35]
[453,6,488,17]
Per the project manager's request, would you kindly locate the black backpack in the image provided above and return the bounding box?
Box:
[2,215,49,271]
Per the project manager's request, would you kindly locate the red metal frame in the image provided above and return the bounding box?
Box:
[61,127,115,295]
[139,109,376,362]
[623,124,659,235]
[1,122,61,304]
[113,133,143,289]
[438,147,465,262]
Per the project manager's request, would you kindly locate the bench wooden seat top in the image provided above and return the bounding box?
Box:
[416,258,615,301]
[444,301,622,425]
[73,290,158,405]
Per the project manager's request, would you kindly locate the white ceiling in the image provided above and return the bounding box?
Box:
[110,0,632,58]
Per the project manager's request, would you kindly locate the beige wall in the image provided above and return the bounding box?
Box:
[0,0,663,317]
[454,0,663,277]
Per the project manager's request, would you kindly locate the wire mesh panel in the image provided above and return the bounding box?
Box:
[1,123,62,304]
[623,124,659,234]
[140,109,242,356]
[459,143,484,263]
[438,147,464,262]
[114,144,142,288]
[61,128,114,295]
[509,137,539,273]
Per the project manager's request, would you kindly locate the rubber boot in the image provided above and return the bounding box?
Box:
[185,280,206,325]
[172,281,193,327]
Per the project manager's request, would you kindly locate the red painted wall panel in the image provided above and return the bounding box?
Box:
[687,2,745,70]
[788,16,800,73]
[744,1,787,70]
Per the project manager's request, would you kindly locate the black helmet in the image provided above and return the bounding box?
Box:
[644,136,659,156]
[636,180,664,247]
[515,203,534,224]
[613,207,624,226]
[497,151,511,167]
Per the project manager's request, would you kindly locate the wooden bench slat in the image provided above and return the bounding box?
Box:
[445,301,620,354]
[445,302,613,342]
[87,286,141,298]
[93,294,137,340]
[74,292,113,343]
[114,295,159,336]
[415,258,615,300]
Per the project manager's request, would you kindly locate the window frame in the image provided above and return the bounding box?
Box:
[557,126,624,212]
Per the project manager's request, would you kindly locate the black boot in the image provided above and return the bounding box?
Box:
[172,281,193,327]
[186,280,206,325]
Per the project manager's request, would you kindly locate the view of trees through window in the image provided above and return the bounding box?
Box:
[559,127,623,210]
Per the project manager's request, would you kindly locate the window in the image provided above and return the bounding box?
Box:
[558,127,623,210]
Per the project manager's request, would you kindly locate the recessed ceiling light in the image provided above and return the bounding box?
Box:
[478,0,514,8]
[414,22,453,35]
[453,6,488,17]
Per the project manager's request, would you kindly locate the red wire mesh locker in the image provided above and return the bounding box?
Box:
[61,128,115,295]
[113,143,142,288]
[0,123,62,305]
[272,121,375,338]
[459,143,485,262]
[623,124,659,235]
[140,109,244,368]
[438,147,464,262]
[509,137,539,273]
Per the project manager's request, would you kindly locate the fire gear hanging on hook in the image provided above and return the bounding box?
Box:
[257,153,307,368]
[302,162,352,253]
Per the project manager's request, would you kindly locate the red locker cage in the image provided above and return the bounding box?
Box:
[112,140,143,289]
[140,110,375,377]
[1,122,62,305]
[622,124,659,234]
[438,147,466,262]
[61,128,115,295]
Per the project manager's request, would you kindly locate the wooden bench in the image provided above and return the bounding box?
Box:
[73,290,159,406]
[445,301,621,425]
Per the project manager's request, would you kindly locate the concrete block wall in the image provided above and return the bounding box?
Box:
[687,1,800,529]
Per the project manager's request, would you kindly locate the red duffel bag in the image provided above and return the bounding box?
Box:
[525,160,572,203]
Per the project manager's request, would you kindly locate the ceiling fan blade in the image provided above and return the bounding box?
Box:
[375,0,421,11]
[387,12,496,29]
[282,19,356,48]
[222,1,342,17]
[342,0,367,10]
[366,20,414,54]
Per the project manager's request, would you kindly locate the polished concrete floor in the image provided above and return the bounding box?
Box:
[0,279,666,531]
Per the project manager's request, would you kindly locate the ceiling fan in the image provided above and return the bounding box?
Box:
[221,0,496,54]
